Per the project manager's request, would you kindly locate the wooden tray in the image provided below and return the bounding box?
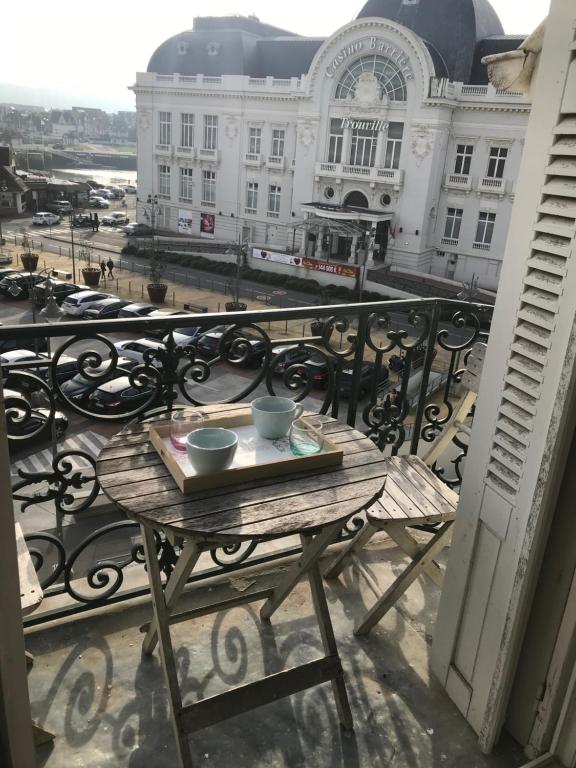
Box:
[149,412,344,493]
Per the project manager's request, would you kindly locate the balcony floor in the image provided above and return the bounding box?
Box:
[26,536,525,768]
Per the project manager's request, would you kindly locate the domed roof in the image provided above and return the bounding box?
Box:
[356,0,504,83]
[147,16,322,79]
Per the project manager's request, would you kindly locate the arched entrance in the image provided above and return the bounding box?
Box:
[343,190,369,208]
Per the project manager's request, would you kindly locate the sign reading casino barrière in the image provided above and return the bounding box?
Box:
[325,37,414,80]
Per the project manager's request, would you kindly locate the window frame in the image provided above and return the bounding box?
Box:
[158,164,171,198]
[443,207,463,240]
[328,118,343,164]
[486,146,508,179]
[383,122,404,170]
[246,181,258,211]
[454,144,474,176]
[271,128,285,158]
[179,167,193,200]
[475,211,496,244]
[158,112,172,146]
[267,184,281,214]
[202,170,216,204]
[203,115,218,151]
[180,114,194,148]
[248,126,262,155]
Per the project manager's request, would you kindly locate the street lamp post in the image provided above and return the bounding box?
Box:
[0,183,7,245]
[68,213,76,283]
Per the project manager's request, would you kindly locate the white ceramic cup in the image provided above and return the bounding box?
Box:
[186,428,238,475]
[251,396,304,439]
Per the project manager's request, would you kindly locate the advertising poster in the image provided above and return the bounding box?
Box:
[252,248,357,278]
[200,212,215,239]
[178,209,193,235]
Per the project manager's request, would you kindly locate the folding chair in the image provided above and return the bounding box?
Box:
[325,342,486,636]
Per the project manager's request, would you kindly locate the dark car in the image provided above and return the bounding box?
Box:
[83,298,132,320]
[0,273,45,300]
[71,213,94,228]
[196,328,266,367]
[33,280,81,306]
[339,361,389,399]
[270,345,310,376]
[117,303,157,319]
[59,357,138,405]
[4,388,68,448]
[88,375,158,414]
[0,268,18,281]
[1,350,49,390]
[0,336,48,354]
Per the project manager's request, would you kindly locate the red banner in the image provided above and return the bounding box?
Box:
[301,258,358,278]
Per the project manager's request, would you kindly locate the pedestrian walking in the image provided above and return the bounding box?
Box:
[106,258,114,278]
[94,213,100,232]
[100,260,107,280]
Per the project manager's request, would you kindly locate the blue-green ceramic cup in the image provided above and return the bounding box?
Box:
[186,428,238,475]
[251,396,304,439]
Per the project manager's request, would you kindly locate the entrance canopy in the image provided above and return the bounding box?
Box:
[301,202,393,225]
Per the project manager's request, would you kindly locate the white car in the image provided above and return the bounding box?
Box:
[113,338,166,366]
[124,185,137,194]
[101,211,129,226]
[61,290,114,316]
[33,212,61,226]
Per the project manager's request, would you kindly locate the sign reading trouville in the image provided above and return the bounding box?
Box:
[325,37,414,80]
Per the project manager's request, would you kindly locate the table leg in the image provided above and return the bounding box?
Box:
[260,521,343,622]
[324,521,379,580]
[301,533,354,731]
[141,524,193,768]
[142,538,201,656]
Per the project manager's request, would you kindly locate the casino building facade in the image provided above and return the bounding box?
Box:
[133,0,530,291]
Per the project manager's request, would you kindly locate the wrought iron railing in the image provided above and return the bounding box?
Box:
[0,298,492,625]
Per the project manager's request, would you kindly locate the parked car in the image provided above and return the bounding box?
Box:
[0,268,19,281]
[32,212,61,226]
[270,345,310,376]
[162,325,205,347]
[124,185,137,194]
[117,303,157,318]
[0,349,49,389]
[71,213,94,228]
[33,280,81,306]
[196,328,266,367]
[4,388,68,447]
[59,357,138,405]
[101,211,129,226]
[83,298,132,320]
[61,290,115,316]
[113,338,166,366]
[87,197,109,209]
[0,273,45,300]
[123,223,153,237]
[339,361,389,399]
[144,310,191,338]
[88,375,159,414]
[46,200,73,215]
[107,187,125,199]
[92,188,114,200]
[0,336,47,354]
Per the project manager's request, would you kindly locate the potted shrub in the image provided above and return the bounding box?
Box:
[147,253,167,304]
[225,301,247,311]
[20,235,39,272]
[310,318,326,336]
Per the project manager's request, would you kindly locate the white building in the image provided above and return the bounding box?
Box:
[133,2,530,293]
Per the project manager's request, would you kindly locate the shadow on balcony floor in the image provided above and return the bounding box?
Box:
[26,539,525,768]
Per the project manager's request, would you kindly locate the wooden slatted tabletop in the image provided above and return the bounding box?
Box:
[96,404,388,543]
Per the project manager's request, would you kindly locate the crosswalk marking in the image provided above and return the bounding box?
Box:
[11,430,110,478]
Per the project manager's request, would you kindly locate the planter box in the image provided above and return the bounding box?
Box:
[82,268,101,287]
[147,283,167,303]
[21,253,39,272]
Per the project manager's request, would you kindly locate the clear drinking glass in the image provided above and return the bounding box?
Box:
[170,410,205,452]
[289,417,324,456]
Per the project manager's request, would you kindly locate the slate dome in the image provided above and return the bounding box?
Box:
[356,0,504,83]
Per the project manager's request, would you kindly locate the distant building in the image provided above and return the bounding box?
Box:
[134,1,530,292]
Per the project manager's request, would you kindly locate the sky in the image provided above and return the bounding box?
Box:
[0,0,551,112]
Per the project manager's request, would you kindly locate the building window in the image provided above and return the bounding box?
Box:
[335,55,407,101]
[487,146,508,178]
[475,211,496,244]
[179,168,193,200]
[246,181,258,211]
[159,112,172,145]
[271,128,285,158]
[454,144,473,175]
[384,123,404,169]
[158,165,171,198]
[350,125,378,167]
[328,119,343,163]
[203,115,218,150]
[180,114,194,147]
[248,127,262,155]
[443,207,463,240]
[268,185,281,215]
[202,170,216,204]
